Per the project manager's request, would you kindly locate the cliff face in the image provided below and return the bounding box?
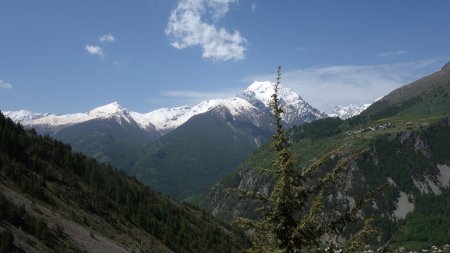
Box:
[198,117,450,245]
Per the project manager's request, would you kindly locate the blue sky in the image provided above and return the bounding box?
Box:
[1,0,450,114]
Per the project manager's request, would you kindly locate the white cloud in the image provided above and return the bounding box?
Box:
[85,44,104,58]
[99,33,115,43]
[251,3,256,13]
[376,50,407,57]
[245,59,443,112]
[0,80,12,89]
[165,0,247,61]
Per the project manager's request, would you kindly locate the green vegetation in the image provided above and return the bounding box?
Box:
[196,65,450,249]
[0,193,57,252]
[131,107,269,200]
[0,113,247,252]
[395,188,450,248]
[236,67,377,252]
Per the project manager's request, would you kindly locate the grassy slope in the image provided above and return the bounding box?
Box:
[194,64,450,248]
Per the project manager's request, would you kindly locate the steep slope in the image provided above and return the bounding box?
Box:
[195,64,450,249]
[21,103,160,170]
[130,99,224,134]
[351,62,450,124]
[241,81,326,125]
[128,83,325,200]
[4,82,324,200]
[0,113,247,252]
[130,98,273,200]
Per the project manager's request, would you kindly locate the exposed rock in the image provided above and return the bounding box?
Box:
[393,192,414,219]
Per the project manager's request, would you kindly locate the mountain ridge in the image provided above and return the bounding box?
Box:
[5,80,326,134]
[0,112,248,252]
[193,63,450,249]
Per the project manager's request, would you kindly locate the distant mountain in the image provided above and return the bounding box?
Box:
[3,110,52,122]
[328,104,371,119]
[14,102,141,128]
[127,82,325,200]
[194,63,450,250]
[240,81,326,125]
[130,99,224,134]
[9,103,160,170]
[0,112,247,252]
[131,97,274,200]
[8,81,325,134]
[4,81,325,200]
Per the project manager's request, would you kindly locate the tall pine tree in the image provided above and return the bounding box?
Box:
[237,66,379,253]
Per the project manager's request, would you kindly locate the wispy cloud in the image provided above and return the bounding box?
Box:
[244,59,443,112]
[165,0,247,61]
[99,33,115,43]
[0,80,12,89]
[85,44,104,58]
[376,50,407,57]
[251,3,256,13]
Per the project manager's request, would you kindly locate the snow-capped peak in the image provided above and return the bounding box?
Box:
[6,80,326,134]
[328,104,371,119]
[88,102,127,118]
[3,110,52,122]
[130,99,224,132]
[244,81,275,105]
[242,81,325,125]
[221,97,257,116]
[243,81,309,107]
[20,102,135,127]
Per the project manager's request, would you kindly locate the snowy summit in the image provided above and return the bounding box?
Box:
[5,81,326,134]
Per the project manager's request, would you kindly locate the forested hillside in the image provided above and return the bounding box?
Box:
[195,64,450,250]
[0,113,247,252]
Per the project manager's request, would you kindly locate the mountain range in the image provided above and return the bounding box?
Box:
[194,63,450,250]
[4,81,333,199]
[328,103,371,119]
[0,113,247,252]
[3,63,450,250]
[5,81,329,134]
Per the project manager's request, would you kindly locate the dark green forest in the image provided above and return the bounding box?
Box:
[0,112,247,252]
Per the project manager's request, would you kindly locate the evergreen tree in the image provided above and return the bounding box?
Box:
[237,66,379,253]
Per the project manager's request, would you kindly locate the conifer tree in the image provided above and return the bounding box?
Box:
[236,66,378,253]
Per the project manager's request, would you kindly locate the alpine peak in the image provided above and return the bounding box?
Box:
[88,102,128,118]
[5,81,326,133]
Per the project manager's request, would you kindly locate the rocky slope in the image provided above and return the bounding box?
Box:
[194,64,450,249]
